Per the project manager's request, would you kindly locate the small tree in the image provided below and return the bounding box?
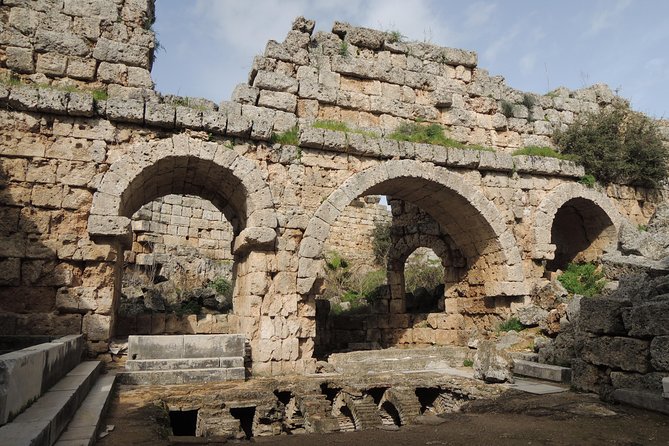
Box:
[554,100,668,188]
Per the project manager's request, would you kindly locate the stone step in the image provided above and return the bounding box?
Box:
[54,373,117,446]
[128,334,245,360]
[119,367,245,385]
[125,357,244,371]
[513,359,571,383]
[613,388,669,415]
[0,361,101,446]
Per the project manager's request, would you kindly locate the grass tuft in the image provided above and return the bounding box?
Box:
[270,126,299,145]
[512,146,575,160]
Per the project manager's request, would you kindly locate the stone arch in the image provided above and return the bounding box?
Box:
[88,134,278,250]
[298,160,526,298]
[532,183,621,268]
[87,134,277,340]
[386,233,464,312]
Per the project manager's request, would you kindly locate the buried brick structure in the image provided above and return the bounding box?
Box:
[0,1,667,375]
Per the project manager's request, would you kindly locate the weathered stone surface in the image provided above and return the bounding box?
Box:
[93,38,150,68]
[650,336,669,371]
[473,340,514,383]
[624,298,669,337]
[579,296,630,335]
[516,305,548,326]
[581,337,650,373]
[571,358,610,394]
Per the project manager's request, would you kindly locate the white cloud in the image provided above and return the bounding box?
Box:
[586,0,631,36]
[519,53,536,76]
[464,2,497,28]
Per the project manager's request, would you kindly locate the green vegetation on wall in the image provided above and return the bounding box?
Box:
[554,101,668,188]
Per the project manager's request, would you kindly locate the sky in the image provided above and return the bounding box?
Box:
[152,0,669,119]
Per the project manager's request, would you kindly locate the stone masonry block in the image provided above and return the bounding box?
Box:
[106,98,144,123]
[624,299,669,337]
[6,46,35,73]
[36,53,68,76]
[258,90,297,113]
[579,297,631,335]
[145,103,176,128]
[582,336,651,373]
[93,38,150,68]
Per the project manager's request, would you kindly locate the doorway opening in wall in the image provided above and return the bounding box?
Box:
[116,194,236,337]
[403,247,444,314]
[169,409,198,436]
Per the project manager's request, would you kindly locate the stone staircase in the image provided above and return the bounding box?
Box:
[0,335,116,446]
[120,334,246,385]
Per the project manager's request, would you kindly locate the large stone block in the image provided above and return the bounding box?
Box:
[650,336,669,371]
[581,336,650,373]
[93,38,150,68]
[624,298,669,337]
[571,358,609,394]
[579,296,630,335]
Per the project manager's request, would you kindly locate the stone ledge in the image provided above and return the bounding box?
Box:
[513,359,571,383]
[118,367,245,385]
[612,388,669,415]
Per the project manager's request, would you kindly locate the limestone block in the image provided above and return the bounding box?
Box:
[610,371,668,393]
[650,336,669,371]
[34,29,90,57]
[145,103,176,128]
[254,71,298,94]
[0,258,21,286]
[478,151,514,172]
[579,297,630,335]
[582,336,651,373]
[36,52,68,76]
[37,88,69,113]
[65,56,96,80]
[127,67,154,88]
[258,90,297,113]
[624,299,669,337]
[175,106,203,128]
[231,83,259,105]
[6,46,35,73]
[225,114,251,137]
[93,37,150,67]
[106,98,144,123]
[31,184,63,208]
[56,160,96,187]
[8,85,39,109]
[447,147,480,168]
[97,61,127,84]
[83,313,111,341]
[298,127,324,149]
[474,340,514,383]
[322,130,347,152]
[66,92,95,117]
[88,215,130,237]
[233,227,276,253]
[55,286,99,312]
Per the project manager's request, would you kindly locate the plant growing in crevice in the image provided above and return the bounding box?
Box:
[339,41,350,57]
[372,221,392,266]
[500,100,514,118]
[579,174,596,188]
[386,30,406,44]
[557,262,606,297]
[270,125,299,145]
[498,317,523,332]
[512,146,575,160]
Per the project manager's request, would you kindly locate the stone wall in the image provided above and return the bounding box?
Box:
[0,5,668,375]
[572,273,669,399]
[1,0,156,92]
[324,195,390,271]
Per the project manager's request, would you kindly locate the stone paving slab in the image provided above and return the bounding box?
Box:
[125,357,244,371]
[509,377,569,395]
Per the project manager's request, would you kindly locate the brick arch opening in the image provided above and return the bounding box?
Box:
[532,183,620,271]
[88,135,277,341]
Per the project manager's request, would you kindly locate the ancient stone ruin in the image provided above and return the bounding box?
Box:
[1,0,669,443]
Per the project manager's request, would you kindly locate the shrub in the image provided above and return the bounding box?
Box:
[500,100,514,118]
[463,359,474,367]
[389,122,457,147]
[512,146,575,160]
[498,317,523,332]
[554,101,668,187]
[386,30,405,44]
[322,251,387,313]
[558,262,606,297]
[211,277,233,299]
[372,221,392,266]
[270,126,299,145]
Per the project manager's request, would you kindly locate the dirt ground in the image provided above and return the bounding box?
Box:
[97,380,669,446]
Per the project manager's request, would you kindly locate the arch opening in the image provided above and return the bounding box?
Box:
[546,197,617,272]
[307,161,523,357]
